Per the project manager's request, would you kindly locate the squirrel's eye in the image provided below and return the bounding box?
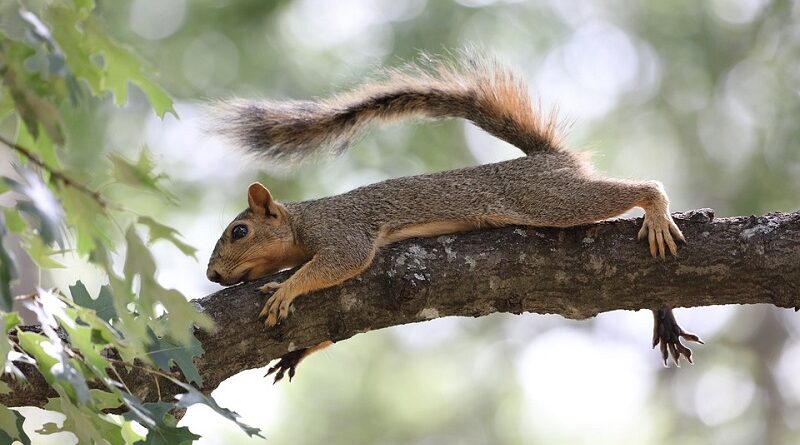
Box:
[231,224,248,240]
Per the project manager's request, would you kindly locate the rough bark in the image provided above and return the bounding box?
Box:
[2,209,799,408]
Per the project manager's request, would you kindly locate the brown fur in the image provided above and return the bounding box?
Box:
[377,220,485,247]
[207,51,560,164]
[206,53,685,327]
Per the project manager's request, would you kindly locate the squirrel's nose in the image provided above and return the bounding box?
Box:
[207,268,222,283]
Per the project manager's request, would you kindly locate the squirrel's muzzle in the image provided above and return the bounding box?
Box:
[206,267,222,283]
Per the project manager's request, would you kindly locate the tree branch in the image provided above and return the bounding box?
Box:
[0,135,112,209]
[3,209,799,408]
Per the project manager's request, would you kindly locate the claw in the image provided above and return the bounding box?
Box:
[669,220,686,243]
[648,227,657,257]
[264,341,332,384]
[279,301,290,320]
[259,302,270,318]
[640,212,685,258]
[668,342,680,367]
[652,307,703,367]
[259,285,295,327]
[265,349,308,383]
[666,234,678,256]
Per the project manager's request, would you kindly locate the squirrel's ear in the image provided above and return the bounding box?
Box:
[247,182,278,218]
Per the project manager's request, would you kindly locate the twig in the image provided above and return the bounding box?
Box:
[110,362,134,396]
[0,134,110,209]
[107,357,176,382]
[154,374,162,401]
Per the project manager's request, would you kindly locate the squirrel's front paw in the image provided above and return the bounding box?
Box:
[652,307,703,366]
[259,287,295,327]
[638,212,685,258]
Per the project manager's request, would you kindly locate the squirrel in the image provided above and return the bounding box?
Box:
[206,53,700,382]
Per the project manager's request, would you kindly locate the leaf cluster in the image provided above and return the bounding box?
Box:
[0,1,257,443]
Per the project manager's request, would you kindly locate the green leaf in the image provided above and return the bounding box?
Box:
[45,6,175,117]
[105,274,151,360]
[124,226,213,342]
[124,402,199,445]
[124,226,157,283]
[0,6,60,52]
[68,275,147,364]
[0,3,31,42]
[0,89,13,123]
[59,313,111,379]
[116,390,157,429]
[70,281,117,323]
[73,0,96,15]
[147,330,204,386]
[0,403,31,445]
[0,312,20,373]
[7,167,64,246]
[1,42,66,145]
[152,284,215,344]
[22,233,65,268]
[174,380,262,438]
[17,329,90,404]
[15,115,61,173]
[2,312,20,332]
[66,305,127,363]
[137,216,197,257]
[121,417,147,445]
[0,214,18,312]
[60,186,111,256]
[89,389,123,410]
[3,209,26,233]
[109,150,176,202]
[41,389,124,445]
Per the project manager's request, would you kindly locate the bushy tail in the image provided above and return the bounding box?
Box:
[208,52,561,164]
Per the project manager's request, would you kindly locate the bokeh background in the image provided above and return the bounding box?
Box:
[21,0,800,443]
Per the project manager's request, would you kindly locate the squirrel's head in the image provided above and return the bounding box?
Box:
[206,182,306,286]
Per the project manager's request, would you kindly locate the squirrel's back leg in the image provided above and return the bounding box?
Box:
[533,178,685,257]
[533,178,696,364]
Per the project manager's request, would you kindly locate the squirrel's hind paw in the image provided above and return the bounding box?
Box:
[265,349,308,384]
[652,307,703,367]
[259,281,282,294]
[639,213,685,258]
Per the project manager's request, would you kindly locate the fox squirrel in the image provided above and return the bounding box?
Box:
[206,53,701,382]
